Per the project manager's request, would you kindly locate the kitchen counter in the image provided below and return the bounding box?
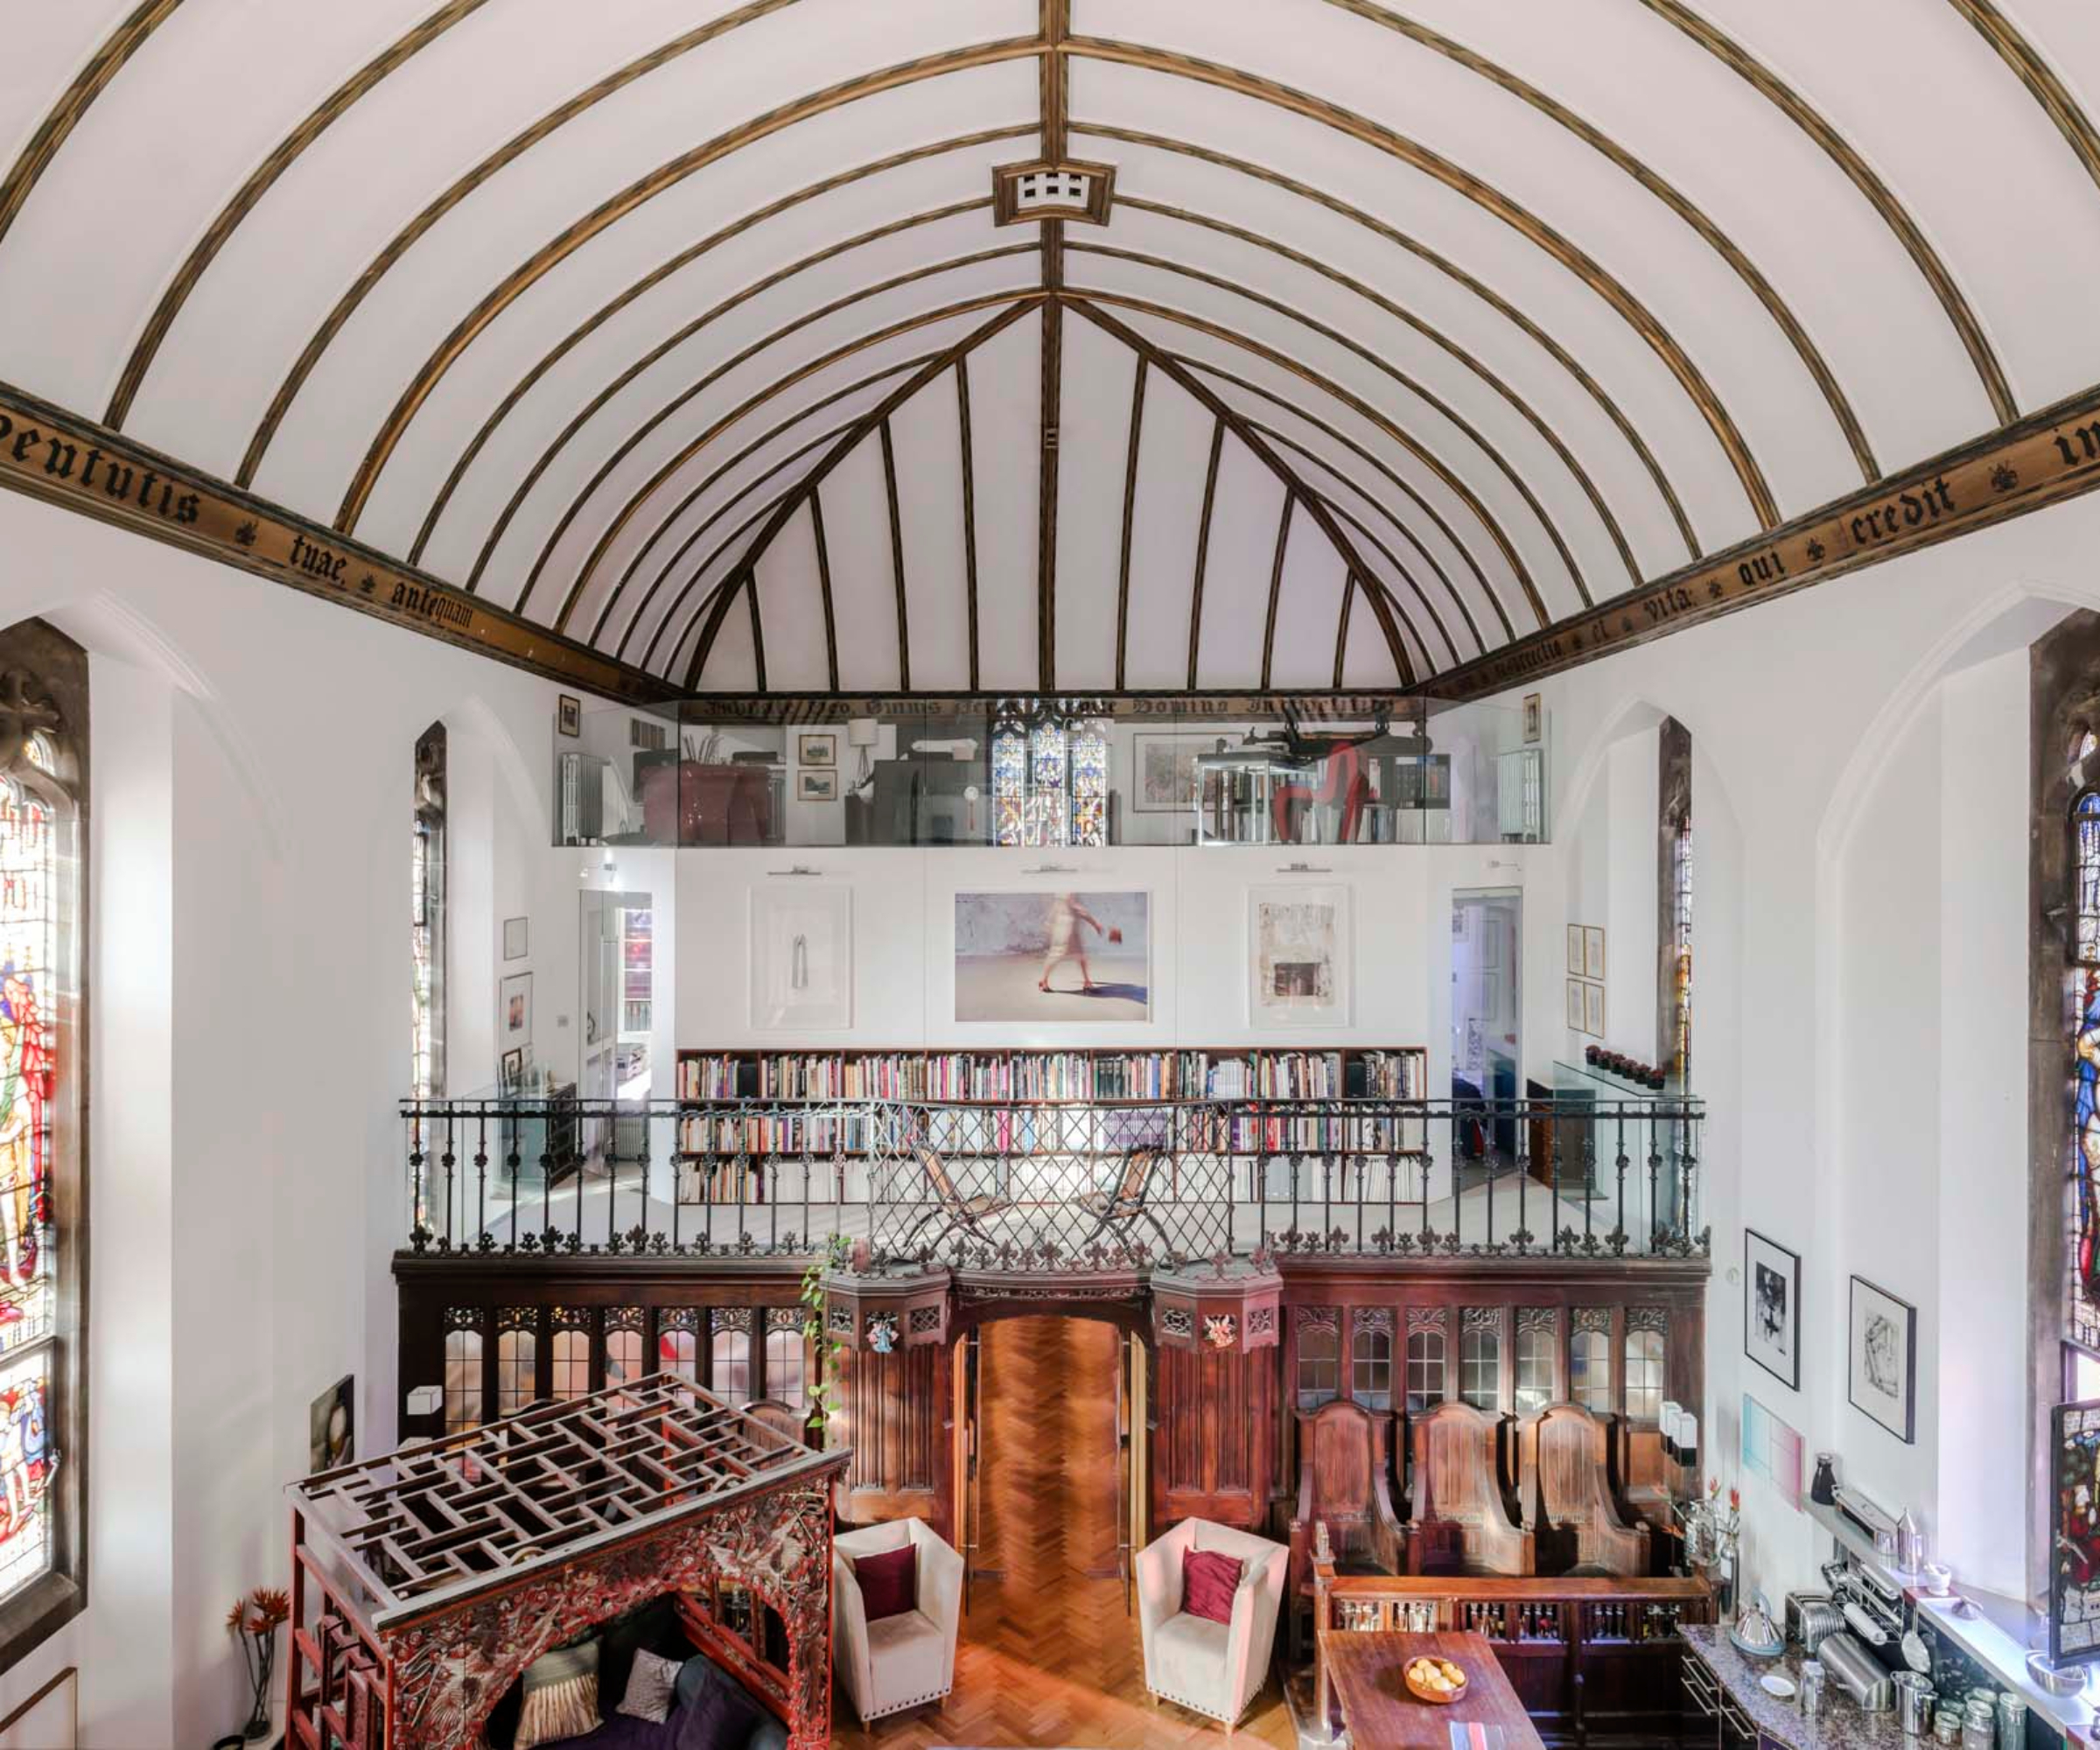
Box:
[1682,1625,1911,1750]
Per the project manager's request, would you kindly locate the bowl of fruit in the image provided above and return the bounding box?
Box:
[1404,1655,1469,1704]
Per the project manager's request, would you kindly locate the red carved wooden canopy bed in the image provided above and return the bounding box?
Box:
[283,1373,849,1750]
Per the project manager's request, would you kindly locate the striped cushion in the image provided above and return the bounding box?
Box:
[514,1640,599,1750]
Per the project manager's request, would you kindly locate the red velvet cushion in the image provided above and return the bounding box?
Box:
[1181,1548,1244,1624]
[854,1543,918,1622]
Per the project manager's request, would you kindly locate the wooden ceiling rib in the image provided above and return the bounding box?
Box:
[4,0,2100,697]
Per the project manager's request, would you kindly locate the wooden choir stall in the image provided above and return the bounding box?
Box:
[283,1374,849,1750]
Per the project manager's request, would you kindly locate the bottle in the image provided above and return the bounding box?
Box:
[1897,1508,1924,1572]
[1810,1452,1838,1506]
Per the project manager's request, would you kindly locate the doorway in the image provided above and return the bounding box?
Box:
[579,888,654,1102]
[1451,889,1522,1172]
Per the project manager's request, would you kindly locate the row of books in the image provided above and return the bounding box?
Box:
[675,1113,879,1157]
[1186,1112,1431,1155]
[675,1047,1427,1104]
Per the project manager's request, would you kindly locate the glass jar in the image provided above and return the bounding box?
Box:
[1962,1696,1997,1750]
[1932,1710,1962,1748]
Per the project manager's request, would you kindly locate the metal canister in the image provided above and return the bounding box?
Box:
[1894,1672,1936,1736]
[1996,1690,2027,1750]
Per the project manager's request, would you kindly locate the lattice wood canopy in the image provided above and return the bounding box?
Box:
[7,2,2100,698]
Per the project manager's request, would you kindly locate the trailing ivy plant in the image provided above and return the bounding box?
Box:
[800,1234,852,1437]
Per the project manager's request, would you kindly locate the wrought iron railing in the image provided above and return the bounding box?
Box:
[402,1092,1706,1270]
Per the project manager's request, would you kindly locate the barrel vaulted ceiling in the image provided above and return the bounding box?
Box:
[5,0,2100,696]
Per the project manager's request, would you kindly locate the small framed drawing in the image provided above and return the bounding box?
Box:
[1848,1276,1916,1443]
[502,916,528,961]
[751,884,852,1030]
[1565,978,1586,1032]
[797,731,836,768]
[500,1046,525,1094]
[1566,923,1584,970]
[556,695,581,738]
[500,971,532,1042]
[1582,980,1605,1038]
[1744,1229,1801,1390]
[1133,732,1208,813]
[1248,886,1351,1026]
[1583,926,1606,981]
[797,770,838,802]
[1522,692,1542,744]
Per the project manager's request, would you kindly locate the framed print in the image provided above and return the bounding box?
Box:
[1582,980,1605,1038]
[751,884,852,1030]
[1565,977,1586,1031]
[500,1046,524,1093]
[955,890,1151,1022]
[1132,732,1211,813]
[500,971,532,1042]
[1249,886,1351,1026]
[1567,923,1584,970]
[1848,1276,1916,1443]
[1740,1394,1804,1508]
[308,1374,354,1474]
[502,915,528,961]
[1743,1228,1801,1390]
[797,770,837,802]
[2050,1399,2100,1664]
[797,731,836,768]
[1522,692,1542,744]
[1583,925,1606,980]
[556,695,581,738]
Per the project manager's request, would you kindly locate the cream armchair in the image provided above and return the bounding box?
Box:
[1137,1518,1288,1727]
[832,1517,964,1723]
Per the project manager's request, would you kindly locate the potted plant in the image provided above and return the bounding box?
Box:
[226,1586,290,1741]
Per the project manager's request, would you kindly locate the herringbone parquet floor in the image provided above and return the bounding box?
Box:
[831,1316,1297,1750]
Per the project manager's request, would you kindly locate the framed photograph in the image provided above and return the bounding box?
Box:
[500,1046,525,1093]
[1582,980,1605,1038]
[1744,1229,1801,1390]
[1583,925,1606,981]
[502,915,528,962]
[2049,1399,2100,1664]
[500,971,533,1042]
[797,731,836,768]
[1565,977,1586,1031]
[308,1374,354,1474]
[1132,732,1211,813]
[797,770,838,802]
[1522,692,1542,744]
[1848,1276,1916,1443]
[955,890,1151,1023]
[1567,923,1584,970]
[556,695,581,738]
[1248,886,1351,1026]
[751,884,852,1031]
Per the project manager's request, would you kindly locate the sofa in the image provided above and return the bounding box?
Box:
[1136,1517,1288,1728]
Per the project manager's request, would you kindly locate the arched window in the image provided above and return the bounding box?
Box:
[1624,1327,1666,1424]
[1570,1325,1612,1413]
[0,624,86,1658]
[411,724,445,1100]
[991,706,1110,848]
[496,1324,536,1416]
[1295,1315,1339,1409]
[1514,1318,1556,1414]
[712,1310,752,1404]
[1405,1329,1446,1411]
[550,1312,590,1401]
[1351,1319,1392,1410]
[444,1325,483,1432]
[766,1326,806,1410]
[1460,1320,1502,1411]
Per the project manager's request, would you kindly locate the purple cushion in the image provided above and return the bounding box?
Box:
[853,1543,917,1623]
[1182,1548,1244,1625]
[674,1680,761,1750]
[539,1706,681,1750]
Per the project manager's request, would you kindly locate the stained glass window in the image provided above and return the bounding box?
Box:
[2073,778,2100,1356]
[991,707,1110,848]
[411,724,446,1101]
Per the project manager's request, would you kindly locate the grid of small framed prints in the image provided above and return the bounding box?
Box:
[1565,925,1606,1037]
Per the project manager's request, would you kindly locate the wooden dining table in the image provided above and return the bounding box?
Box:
[1318,1630,1547,1749]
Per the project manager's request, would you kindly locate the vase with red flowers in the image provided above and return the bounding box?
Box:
[227,1586,290,1740]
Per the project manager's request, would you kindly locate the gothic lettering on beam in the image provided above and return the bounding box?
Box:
[0,382,673,705]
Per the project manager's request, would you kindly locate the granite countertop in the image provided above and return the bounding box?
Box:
[1682,1625,1912,1750]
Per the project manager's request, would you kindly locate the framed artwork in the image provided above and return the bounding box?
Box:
[751,884,852,1031]
[500,1046,525,1093]
[500,971,533,1042]
[1248,886,1351,1026]
[1740,1394,1804,1508]
[1566,923,1584,970]
[1743,1229,1801,1390]
[1522,693,1542,744]
[2050,1399,2100,1664]
[1582,980,1605,1038]
[797,770,837,802]
[797,732,836,768]
[1132,732,1212,812]
[955,890,1151,1022]
[502,915,528,961]
[1565,978,1586,1031]
[1583,926,1606,980]
[1848,1276,1916,1443]
[556,695,581,738]
[308,1374,354,1474]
